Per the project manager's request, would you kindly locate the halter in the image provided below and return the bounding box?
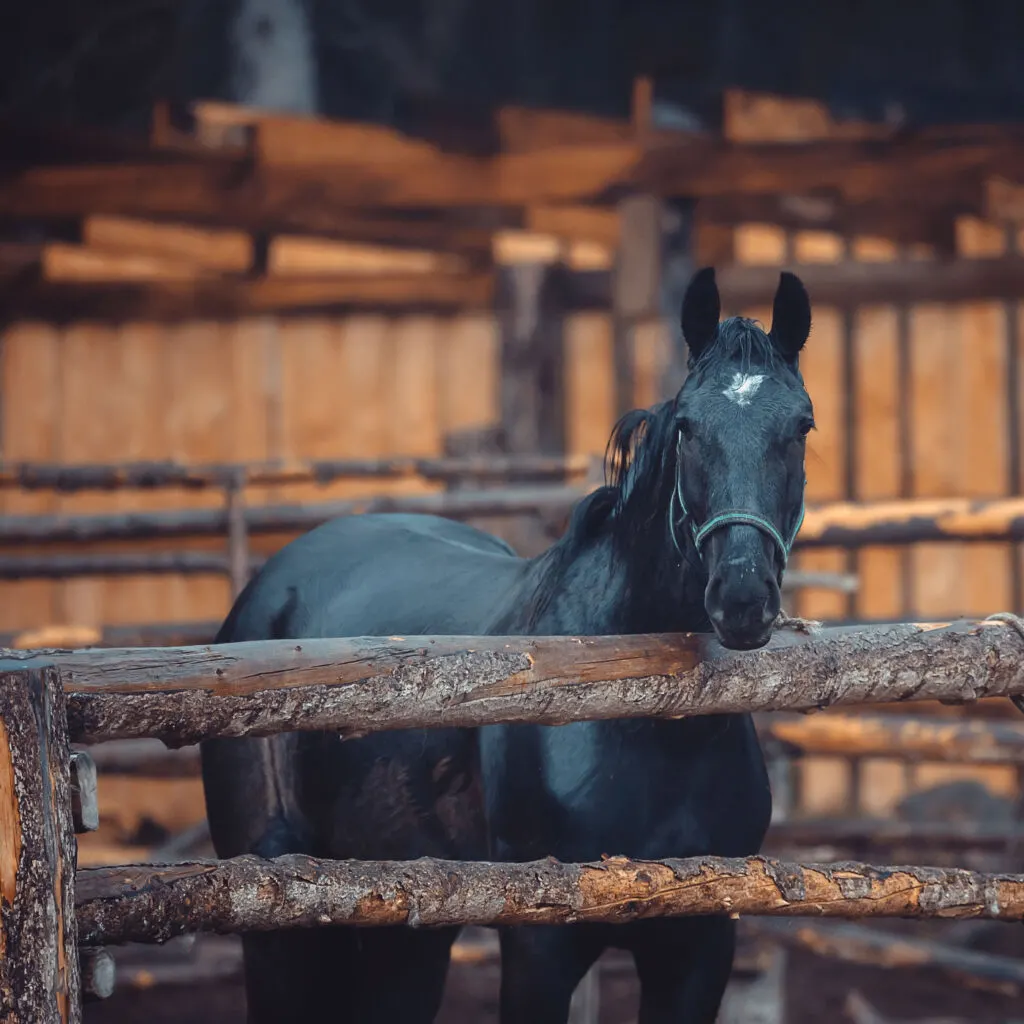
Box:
[668,434,805,568]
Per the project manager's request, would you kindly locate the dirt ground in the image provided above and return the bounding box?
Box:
[83,919,1024,1024]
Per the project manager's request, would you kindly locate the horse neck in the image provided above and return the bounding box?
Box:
[497,512,710,637]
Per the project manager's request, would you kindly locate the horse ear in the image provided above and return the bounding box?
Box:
[680,266,721,362]
[769,271,811,361]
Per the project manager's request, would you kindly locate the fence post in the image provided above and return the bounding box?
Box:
[224,471,251,599]
[0,661,81,1022]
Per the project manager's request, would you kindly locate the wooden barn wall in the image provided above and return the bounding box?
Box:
[0,313,501,633]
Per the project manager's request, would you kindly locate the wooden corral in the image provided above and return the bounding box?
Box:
[6,617,1024,1022]
[5,86,1024,1020]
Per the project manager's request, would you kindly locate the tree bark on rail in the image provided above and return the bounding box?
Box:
[26,618,1024,747]
[0,665,81,1021]
[761,711,1024,764]
[75,852,1024,946]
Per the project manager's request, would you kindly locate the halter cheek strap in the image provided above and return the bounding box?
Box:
[669,436,806,568]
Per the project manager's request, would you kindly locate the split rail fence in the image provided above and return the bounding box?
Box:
[5,616,1024,1020]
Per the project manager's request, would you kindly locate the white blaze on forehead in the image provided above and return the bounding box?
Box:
[722,372,765,407]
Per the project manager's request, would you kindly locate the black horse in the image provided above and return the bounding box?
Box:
[200,266,815,1024]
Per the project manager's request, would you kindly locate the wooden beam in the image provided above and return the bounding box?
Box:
[0,164,498,254]
[6,269,496,321]
[565,257,1024,310]
[0,664,80,1021]
[496,106,635,153]
[81,216,253,273]
[4,491,1024,552]
[747,918,1024,998]
[41,242,213,284]
[766,818,1024,853]
[0,551,264,581]
[11,618,1023,746]
[762,711,1024,763]
[0,484,588,544]
[1,621,220,651]
[694,194,961,251]
[0,454,593,493]
[268,236,465,276]
[638,131,1024,204]
[74,853,1024,947]
[797,495,1024,547]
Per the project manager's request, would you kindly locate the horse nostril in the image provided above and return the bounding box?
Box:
[706,571,779,635]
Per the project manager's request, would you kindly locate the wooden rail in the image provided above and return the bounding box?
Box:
[0,454,594,493]
[75,853,1024,945]
[4,493,1024,548]
[762,711,1024,764]
[9,618,1021,746]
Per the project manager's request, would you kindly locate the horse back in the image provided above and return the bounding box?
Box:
[202,512,524,865]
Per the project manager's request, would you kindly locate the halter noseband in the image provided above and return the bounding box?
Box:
[669,434,805,568]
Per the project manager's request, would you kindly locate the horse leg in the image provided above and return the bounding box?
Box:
[347,925,459,1024]
[498,925,604,1024]
[240,928,360,1024]
[631,916,737,1024]
[239,926,456,1024]
[202,736,366,1022]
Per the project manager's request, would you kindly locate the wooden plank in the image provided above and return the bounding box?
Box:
[278,318,346,505]
[640,132,1024,205]
[334,315,392,499]
[0,164,497,252]
[0,323,60,632]
[99,323,173,627]
[388,317,443,477]
[255,117,640,207]
[631,320,671,410]
[564,314,615,457]
[851,236,902,622]
[438,314,500,443]
[268,237,464,277]
[161,322,234,624]
[42,243,214,283]
[81,216,252,273]
[226,319,275,508]
[956,218,1011,616]
[54,324,125,628]
[696,194,957,251]
[564,257,1024,312]
[908,304,961,617]
[791,232,846,622]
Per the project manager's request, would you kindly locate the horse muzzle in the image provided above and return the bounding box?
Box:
[704,557,781,651]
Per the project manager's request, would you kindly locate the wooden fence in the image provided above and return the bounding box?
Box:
[4,615,1024,1020]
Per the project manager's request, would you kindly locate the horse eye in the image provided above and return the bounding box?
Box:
[798,418,815,438]
[677,418,696,443]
